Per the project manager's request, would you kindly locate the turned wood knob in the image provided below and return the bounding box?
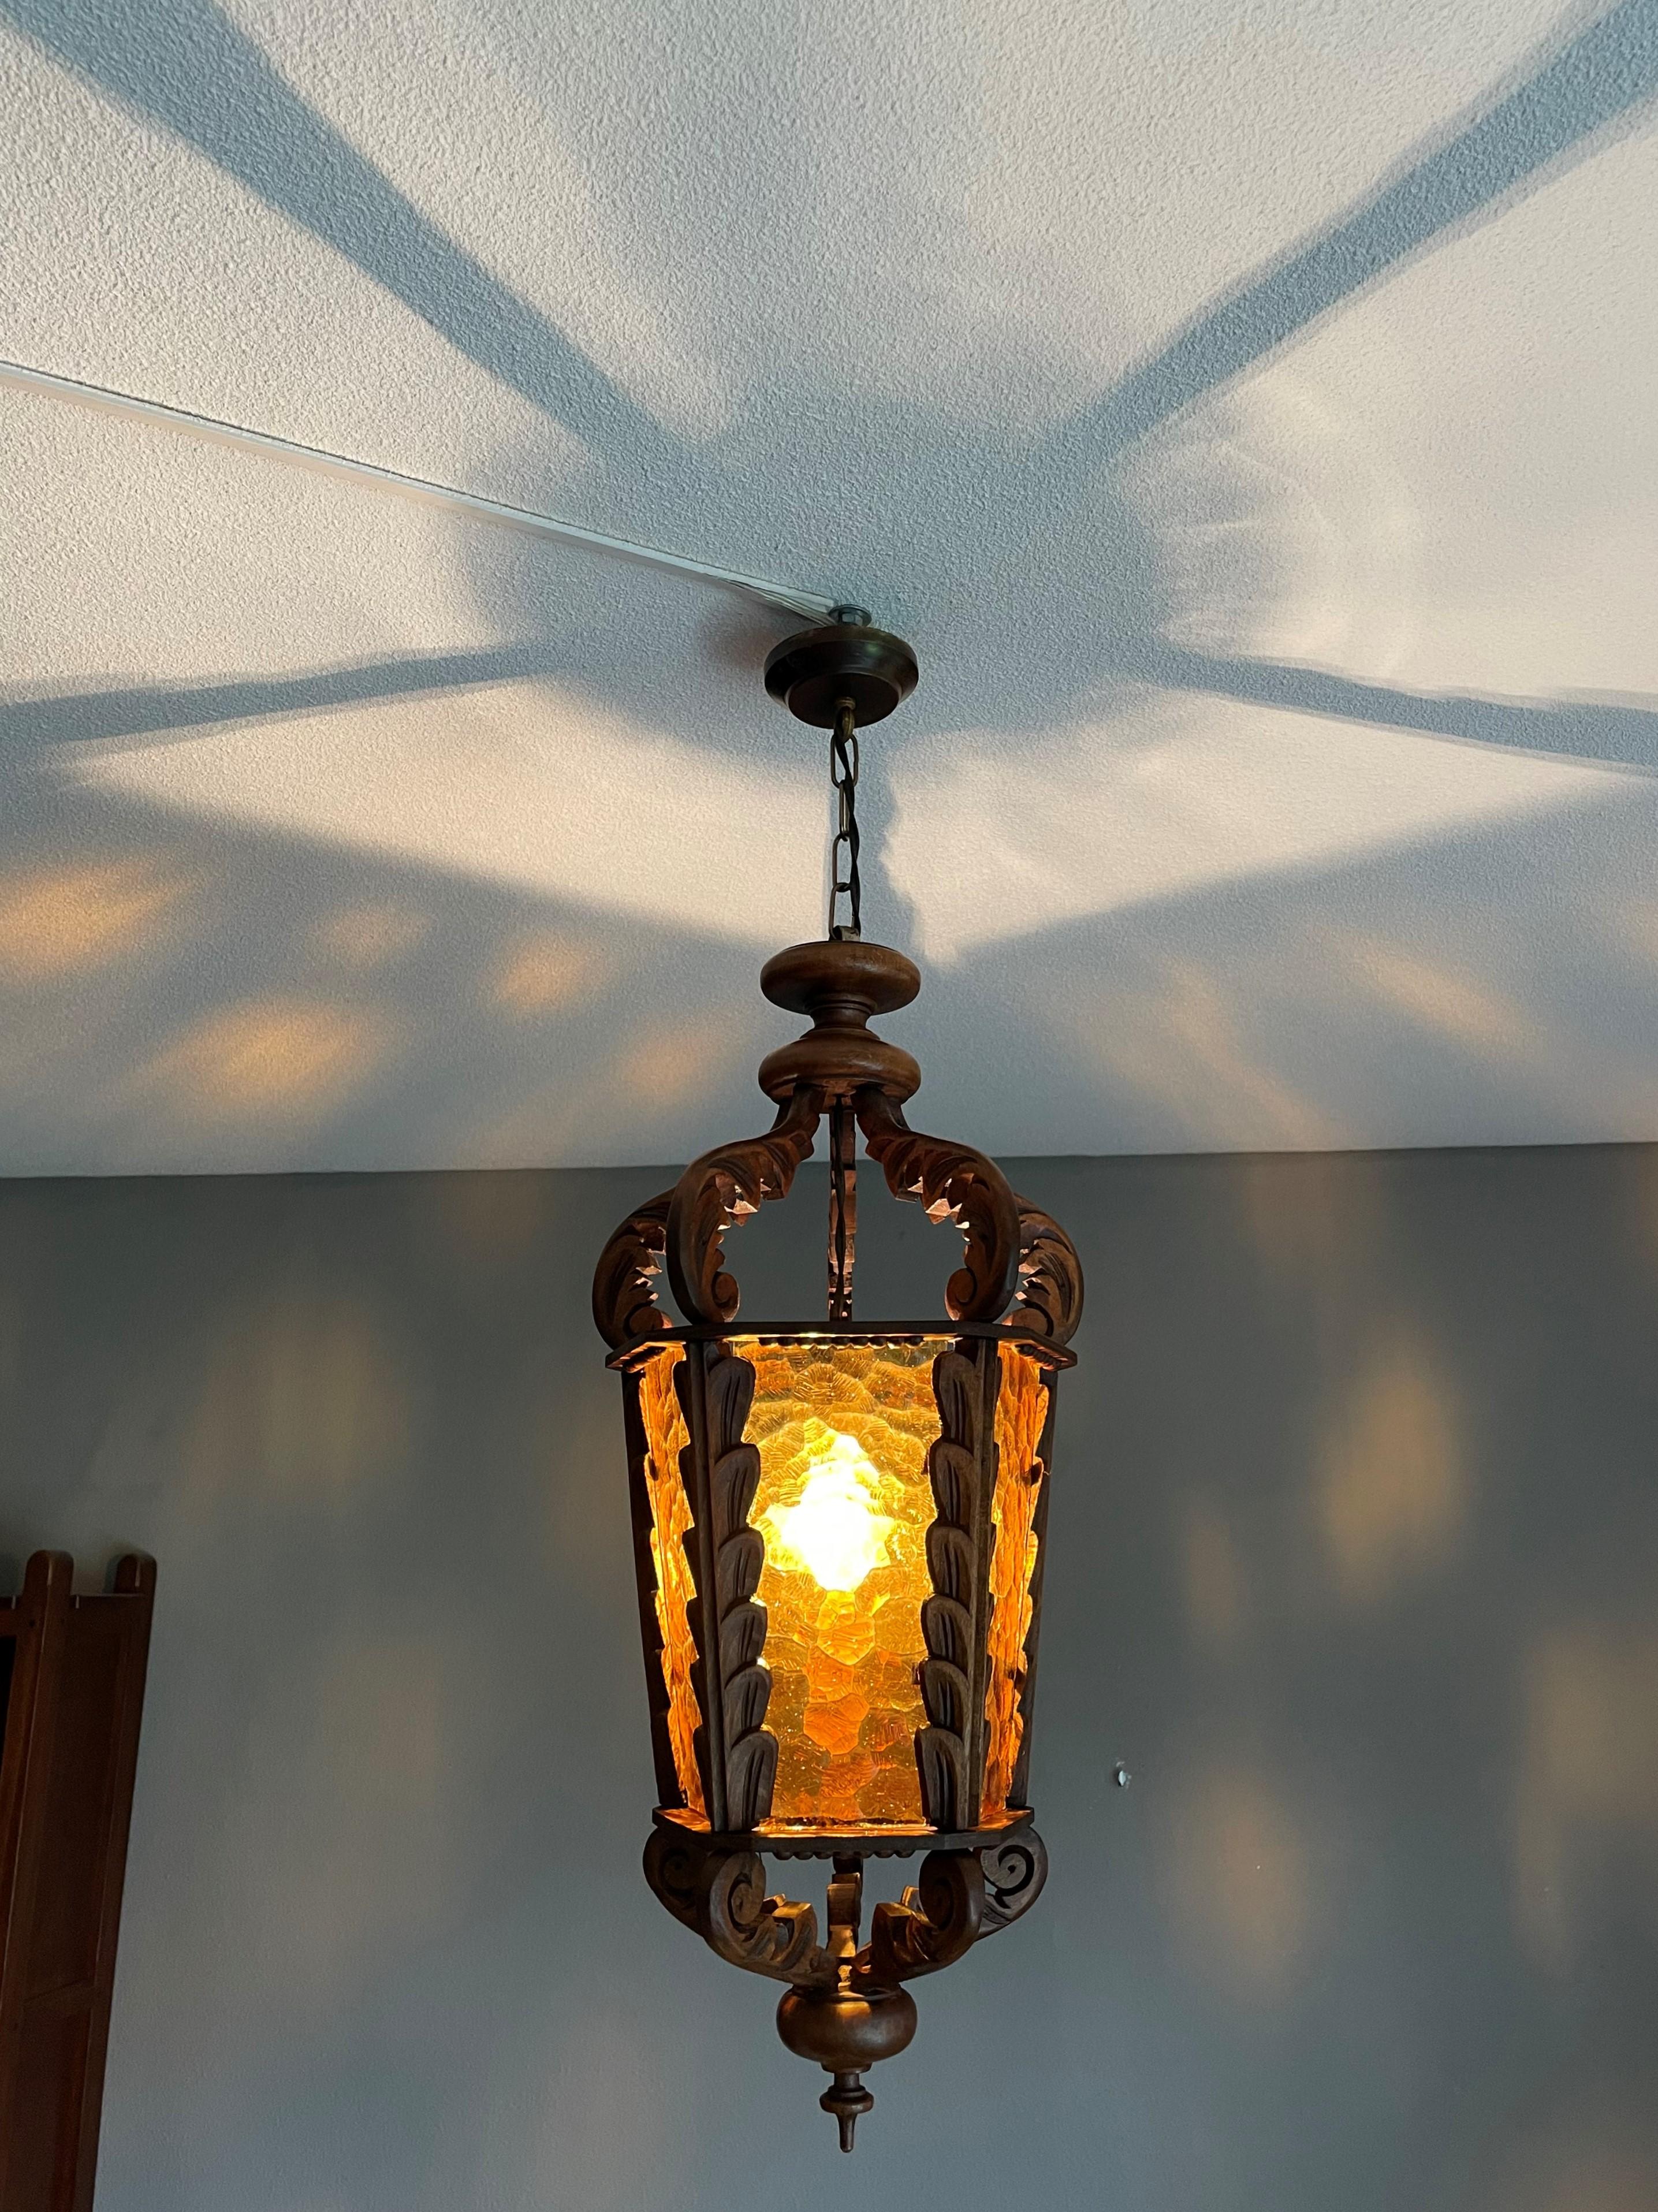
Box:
[757,939,922,1103]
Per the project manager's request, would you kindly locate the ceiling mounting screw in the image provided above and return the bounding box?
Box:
[1113,1761,1132,1788]
[829,603,873,625]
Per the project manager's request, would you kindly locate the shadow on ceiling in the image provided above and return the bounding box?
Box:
[3,0,1658,1165]
[5,0,1658,764]
[0,744,1652,1171]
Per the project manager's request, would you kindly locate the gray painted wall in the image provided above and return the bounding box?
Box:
[2,1146,1656,2212]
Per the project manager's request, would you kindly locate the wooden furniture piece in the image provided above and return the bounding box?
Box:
[0,1553,155,2212]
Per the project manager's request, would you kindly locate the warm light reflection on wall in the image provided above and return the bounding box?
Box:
[0,856,191,979]
[983,1345,1048,1819]
[1336,934,1538,1055]
[637,1347,703,1815]
[139,998,393,1118]
[613,1019,722,1104]
[740,1339,941,1829]
[1169,1764,1312,1993]
[489,931,607,1017]
[1515,1625,1658,1967]
[1316,1327,1465,1603]
[1068,962,1346,1152]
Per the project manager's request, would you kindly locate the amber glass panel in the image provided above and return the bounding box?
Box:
[638,1346,703,1815]
[737,1339,945,1829]
[983,1345,1049,1818]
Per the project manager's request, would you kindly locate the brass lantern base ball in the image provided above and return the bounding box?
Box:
[776,1984,918,2152]
[764,615,919,728]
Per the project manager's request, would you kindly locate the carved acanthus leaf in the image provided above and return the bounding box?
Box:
[591,1190,674,1349]
[915,1347,982,1828]
[684,1350,777,1830]
[855,1089,1020,1321]
[1011,1202,1084,1346]
[666,1088,823,1327]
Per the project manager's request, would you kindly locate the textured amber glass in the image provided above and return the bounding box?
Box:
[737,1338,945,1829]
[983,1345,1049,1818]
[638,1346,704,1815]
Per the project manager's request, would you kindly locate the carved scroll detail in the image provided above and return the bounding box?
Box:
[643,1828,825,1984]
[855,1088,1020,1321]
[1011,1201,1084,1346]
[914,1347,982,1827]
[592,1190,675,1349]
[978,1828,1049,1935]
[667,1087,823,1327]
[683,1350,777,1830]
[863,1850,985,1984]
[644,1826,1049,1994]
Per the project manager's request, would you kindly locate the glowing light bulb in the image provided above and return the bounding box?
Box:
[763,1430,894,1591]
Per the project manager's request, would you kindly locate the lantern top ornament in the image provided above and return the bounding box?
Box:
[593,613,1082,2148]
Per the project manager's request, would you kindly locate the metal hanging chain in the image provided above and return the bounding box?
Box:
[826,688,863,1319]
[828,696,862,943]
[827,1097,857,1321]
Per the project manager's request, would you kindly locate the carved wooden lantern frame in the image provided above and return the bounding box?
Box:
[592,615,1083,2148]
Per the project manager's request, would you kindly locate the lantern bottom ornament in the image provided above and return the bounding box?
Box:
[593,615,1082,2146]
[643,1818,1050,2147]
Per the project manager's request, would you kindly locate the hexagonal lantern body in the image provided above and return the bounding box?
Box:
[609,1321,1071,1844]
[594,936,1082,2146]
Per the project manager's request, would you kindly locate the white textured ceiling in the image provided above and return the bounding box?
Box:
[3,0,1658,1172]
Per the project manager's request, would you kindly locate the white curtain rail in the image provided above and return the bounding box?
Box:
[1,356,841,622]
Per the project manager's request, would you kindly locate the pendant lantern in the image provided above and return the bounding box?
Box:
[593,612,1083,2147]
